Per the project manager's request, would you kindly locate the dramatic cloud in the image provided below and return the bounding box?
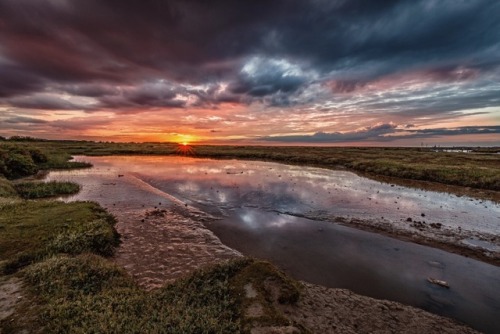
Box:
[0,0,499,144]
[4,116,48,124]
[262,125,500,144]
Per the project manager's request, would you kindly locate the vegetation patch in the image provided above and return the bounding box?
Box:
[3,248,304,333]
[14,181,80,199]
[0,200,119,274]
[7,256,304,334]
[0,177,17,198]
[4,139,498,192]
[0,142,91,181]
[230,261,302,330]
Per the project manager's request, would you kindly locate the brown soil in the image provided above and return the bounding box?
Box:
[278,282,480,334]
[109,204,241,289]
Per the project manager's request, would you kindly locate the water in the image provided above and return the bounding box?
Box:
[67,156,498,234]
[48,156,500,333]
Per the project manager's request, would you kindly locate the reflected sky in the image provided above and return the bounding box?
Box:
[47,155,500,333]
[63,155,500,234]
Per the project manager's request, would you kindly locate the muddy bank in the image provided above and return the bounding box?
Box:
[284,211,500,267]
[278,282,480,334]
[45,156,500,332]
[47,168,241,289]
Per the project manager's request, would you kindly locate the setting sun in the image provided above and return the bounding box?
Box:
[175,142,195,155]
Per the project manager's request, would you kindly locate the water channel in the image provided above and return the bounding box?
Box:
[47,156,500,333]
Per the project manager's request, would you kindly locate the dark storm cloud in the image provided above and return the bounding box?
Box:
[61,84,120,98]
[261,125,500,143]
[8,95,89,110]
[228,58,311,97]
[0,64,46,97]
[4,116,48,124]
[0,0,499,110]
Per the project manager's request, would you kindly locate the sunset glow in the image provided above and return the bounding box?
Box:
[0,1,499,146]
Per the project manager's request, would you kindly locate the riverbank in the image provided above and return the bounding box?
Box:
[3,140,499,201]
[1,144,498,332]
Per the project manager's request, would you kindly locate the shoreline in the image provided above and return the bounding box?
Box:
[281,212,500,267]
[42,156,500,332]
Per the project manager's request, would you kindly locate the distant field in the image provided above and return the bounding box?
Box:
[2,140,499,193]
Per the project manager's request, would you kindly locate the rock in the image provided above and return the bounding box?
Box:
[427,278,450,289]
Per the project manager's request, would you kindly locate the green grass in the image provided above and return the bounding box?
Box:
[4,255,302,333]
[0,177,17,198]
[230,260,302,329]
[0,142,91,180]
[0,200,119,274]
[14,181,81,199]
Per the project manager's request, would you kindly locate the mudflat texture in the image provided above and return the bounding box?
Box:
[279,283,480,334]
[111,205,240,289]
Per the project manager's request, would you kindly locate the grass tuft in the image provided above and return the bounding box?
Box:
[0,176,17,198]
[18,256,248,333]
[6,253,303,333]
[14,181,80,199]
[0,200,119,274]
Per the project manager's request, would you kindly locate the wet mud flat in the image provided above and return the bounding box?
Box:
[46,156,500,333]
[48,167,240,289]
[286,212,500,266]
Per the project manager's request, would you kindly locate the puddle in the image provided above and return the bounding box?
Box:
[47,156,500,333]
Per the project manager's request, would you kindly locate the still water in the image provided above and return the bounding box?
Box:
[48,156,500,333]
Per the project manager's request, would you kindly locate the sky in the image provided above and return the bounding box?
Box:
[0,0,499,146]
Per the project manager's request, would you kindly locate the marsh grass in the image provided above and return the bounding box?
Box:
[230,261,302,329]
[0,177,17,198]
[7,140,499,191]
[4,255,290,333]
[10,256,302,333]
[0,200,119,274]
[14,181,80,199]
